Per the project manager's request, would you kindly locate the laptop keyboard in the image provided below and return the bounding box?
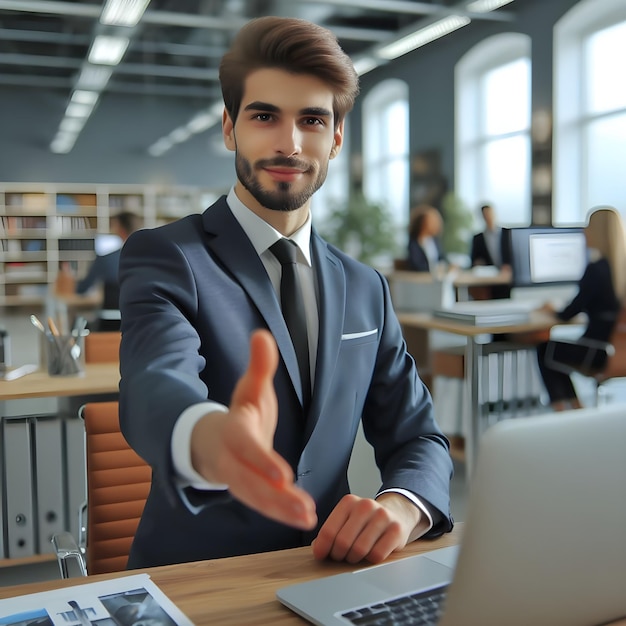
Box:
[339,585,448,625]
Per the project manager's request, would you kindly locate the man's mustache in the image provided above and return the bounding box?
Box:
[255,156,313,172]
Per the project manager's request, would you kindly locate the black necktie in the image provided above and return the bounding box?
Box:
[270,238,311,407]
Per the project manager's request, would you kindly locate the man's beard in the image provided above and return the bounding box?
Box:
[235,153,328,212]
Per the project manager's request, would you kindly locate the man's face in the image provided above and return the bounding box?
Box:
[222,68,343,213]
[483,206,496,229]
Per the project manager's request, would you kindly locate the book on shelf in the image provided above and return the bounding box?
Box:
[5,193,49,210]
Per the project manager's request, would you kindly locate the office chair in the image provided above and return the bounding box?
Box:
[52,400,151,577]
[83,330,122,364]
[592,308,626,402]
[545,307,626,406]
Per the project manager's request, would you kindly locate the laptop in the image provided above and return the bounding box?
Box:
[277,405,626,626]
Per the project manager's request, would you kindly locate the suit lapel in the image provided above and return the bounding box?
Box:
[305,233,345,437]
[201,200,306,405]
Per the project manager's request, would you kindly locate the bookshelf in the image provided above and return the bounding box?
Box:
[0,183,221,307]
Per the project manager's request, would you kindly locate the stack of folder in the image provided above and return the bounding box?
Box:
[433,300,533,326]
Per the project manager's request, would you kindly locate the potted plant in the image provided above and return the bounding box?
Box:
[318,190,399,268]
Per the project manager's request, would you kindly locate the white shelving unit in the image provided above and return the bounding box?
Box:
[0,183,221,307]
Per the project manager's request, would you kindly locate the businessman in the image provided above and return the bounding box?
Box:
[470,203,512,299]
[76,211,141,330]
[119,16,453,570]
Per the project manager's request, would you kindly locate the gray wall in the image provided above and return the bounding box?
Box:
[0,0,581,194]
[0,87,233,188]
[357,0,580,196]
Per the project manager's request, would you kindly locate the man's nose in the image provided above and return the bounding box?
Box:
[275,122,302,156]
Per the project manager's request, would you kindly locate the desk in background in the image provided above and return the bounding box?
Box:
[0,363,120,562]
[389,269,512,304]
[0,363,119,400]
[397,311,556,476]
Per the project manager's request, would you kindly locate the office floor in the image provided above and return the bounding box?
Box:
[1,312,624,589]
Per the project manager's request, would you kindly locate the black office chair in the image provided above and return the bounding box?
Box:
[544,308,626,406]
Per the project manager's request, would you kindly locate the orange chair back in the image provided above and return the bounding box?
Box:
[84,331,121,363]
[82,401,151,575]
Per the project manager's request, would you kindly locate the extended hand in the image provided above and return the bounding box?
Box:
[311,493,423,564]
[190,329,317,530]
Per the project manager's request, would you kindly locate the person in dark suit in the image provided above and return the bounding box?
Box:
[118,16,453,570]
[536,207,626,411]
[406,204,446,273]
[76,211,141,330]
[470,203,512,299]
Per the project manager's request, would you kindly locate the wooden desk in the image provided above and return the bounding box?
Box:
[1,522,624,626]
[0,526,462,624]
[0,363,119,400]
[397,310,556,476]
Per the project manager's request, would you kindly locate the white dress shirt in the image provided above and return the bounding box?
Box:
[483,227,502,268]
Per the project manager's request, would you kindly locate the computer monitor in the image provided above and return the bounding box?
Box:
[510,226,587,288]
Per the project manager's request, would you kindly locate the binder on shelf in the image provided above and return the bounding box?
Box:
[0,424,4,558]
[34,416,66,554]
[64,415,86,543]
[2,418,36,558]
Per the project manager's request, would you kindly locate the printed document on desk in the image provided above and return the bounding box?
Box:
[433,299,535,326]
[0,573,192,625]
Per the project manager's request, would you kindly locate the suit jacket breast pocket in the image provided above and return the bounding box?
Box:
[340,328,378,347]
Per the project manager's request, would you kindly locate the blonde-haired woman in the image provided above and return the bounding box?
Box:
[536,206,626,411]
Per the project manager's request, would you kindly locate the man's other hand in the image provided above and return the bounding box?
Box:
[311,492,424,564]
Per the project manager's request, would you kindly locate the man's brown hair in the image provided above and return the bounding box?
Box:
[111,211,142,236]
[219,16,359,128]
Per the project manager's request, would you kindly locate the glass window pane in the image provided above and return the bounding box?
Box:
[585,20,626,115]
[585,112,626,210]
[481,58,530,136]
[480,135,530,224]
[363,82,409,229]
[383,101,409,156]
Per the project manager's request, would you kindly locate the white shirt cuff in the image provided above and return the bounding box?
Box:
[377,488,434,540]
[171,401,229,490]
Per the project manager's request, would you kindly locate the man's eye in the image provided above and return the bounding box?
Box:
[303,118,324,126]
[254,113,273,121]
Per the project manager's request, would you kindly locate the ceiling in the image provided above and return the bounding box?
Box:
[0,0,516,155]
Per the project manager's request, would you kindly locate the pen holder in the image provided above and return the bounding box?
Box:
[44,332,87,377]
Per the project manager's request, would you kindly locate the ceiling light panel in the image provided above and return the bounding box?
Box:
[88,35,130,66]
[76,65,114,90]
[378,16,471,60]
[100,0,152,27]
[71,90,99,105]
[466,0,514,12]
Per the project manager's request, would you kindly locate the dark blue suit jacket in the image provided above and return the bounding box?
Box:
[407,238,444,272]
[118,197,453,568]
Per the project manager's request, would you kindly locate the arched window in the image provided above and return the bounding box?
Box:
[456,33,532,226]
[553,0,626,224]
[362,79,410,241]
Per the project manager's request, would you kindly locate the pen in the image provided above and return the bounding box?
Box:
[47,316,60,337]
